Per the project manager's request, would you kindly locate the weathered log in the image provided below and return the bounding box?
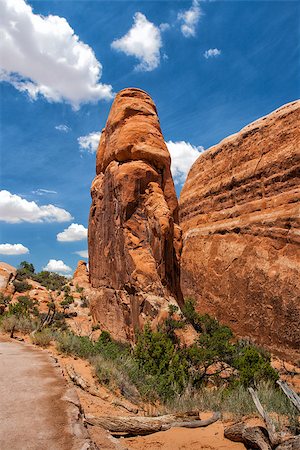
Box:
[249,387,282,447]
[275,435,300,450]
[277,380,300,412]
[224,422,272,450]
[85,411,220,436]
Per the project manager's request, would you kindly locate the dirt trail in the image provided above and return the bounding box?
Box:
[0,338,91,450]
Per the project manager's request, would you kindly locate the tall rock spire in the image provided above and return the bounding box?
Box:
[88,88,182,341]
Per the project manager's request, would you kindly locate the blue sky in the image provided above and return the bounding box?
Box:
[0,0,299,274]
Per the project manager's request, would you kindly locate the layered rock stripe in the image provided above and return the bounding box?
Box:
[88,88,182,341]
[179,100,300,360]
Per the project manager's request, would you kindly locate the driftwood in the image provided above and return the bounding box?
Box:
[66,365,138,414]
[275,435,300,450]
[248,387,282,447]
[85,411,220,436]
[277,380,300,412]
[224,422,272,450]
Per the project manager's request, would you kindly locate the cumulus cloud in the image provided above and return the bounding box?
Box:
[57,223,87,242]
[0,0,113,108]
[75,250,88,258]
[43,259,72,274]
[111,12,162,71]
[204,48,221,59]
[0,190,73,223]
[55,124,70,132]
[0,243,29,255]
[178,0,202,37]
[166,141,204,185]
[78,131,101,153]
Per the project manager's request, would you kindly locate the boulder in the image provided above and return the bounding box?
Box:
[88,88,182,341]
[0,262,16,295]
[179,100,300,360]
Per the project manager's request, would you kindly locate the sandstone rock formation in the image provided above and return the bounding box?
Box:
[179,100,300,360]
[0,261,16,296]
[88,88,182,341]
[73,260,90,289]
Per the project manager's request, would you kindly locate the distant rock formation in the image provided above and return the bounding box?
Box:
[73,261,90,289]
[88,88,182,341]
[179,100,300,360]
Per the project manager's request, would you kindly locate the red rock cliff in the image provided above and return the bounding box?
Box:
[179,100,300,360]
[88,88,182,341]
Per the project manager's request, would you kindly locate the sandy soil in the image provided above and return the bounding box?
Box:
[124,419,245,450]
[0,337,89,450]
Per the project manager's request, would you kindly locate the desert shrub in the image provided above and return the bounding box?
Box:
[233,343,279,386]
[8,296,39,317]
[13,279,32,293]
[56,332,96,358]
[14,261,67,291]
[61,295,74,310]
[33,271,67,291]
[0,314,37,334]
[76,284,84,293]
[15,261,35,281]
[95,331,130,360]
[0,315,19,333]
[17,315,38,333]
[134,324,189,401]
[80,295,89,308]
[0,293,12,306]
[92,354,140,401]
[31,329,53,347]
[182,299,277,388]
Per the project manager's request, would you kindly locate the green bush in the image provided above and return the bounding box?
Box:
[233,344,279,386]
[134,324,189,401]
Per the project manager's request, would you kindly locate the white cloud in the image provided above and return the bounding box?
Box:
[166,141,204,185]
[75,250,88,258]
[32,189,58,196]
[57,223,87,242]
[43,259,72,274]
[55,124,70,132]
[0,243,29,255]
[178,0,202,38]
[111,12,162,72]
[0,0,113,108]
[78,131,101,153]
[0,190,73,223]
[204,48,221,59]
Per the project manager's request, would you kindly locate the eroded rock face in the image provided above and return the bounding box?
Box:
[88,88,182,341]
[179,100,300,360]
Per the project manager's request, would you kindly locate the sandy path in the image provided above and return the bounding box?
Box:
[0,338,90,450]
